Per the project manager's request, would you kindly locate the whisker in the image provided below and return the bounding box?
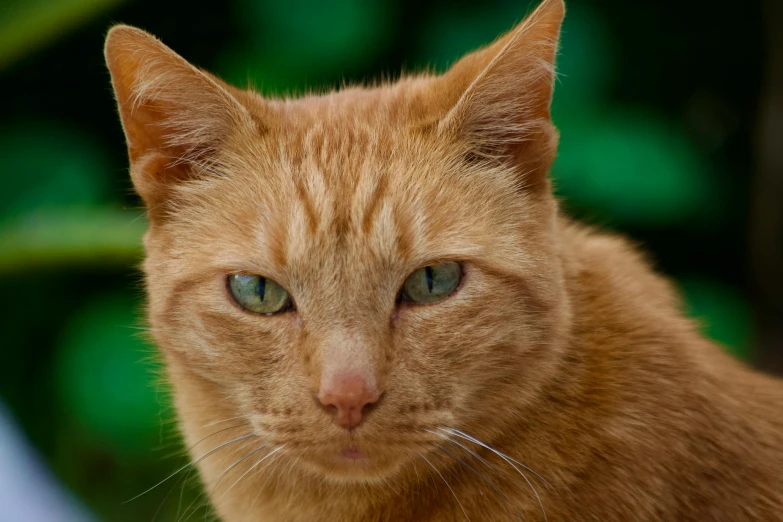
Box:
[209,443,270,495]
[427,430,526,521]
[178,423,249,458]
[178,439,264,522]
[176,476,188,520]
[425,428,500,475]
[445,428,551,488]
[151,467,195,522]
[177,481,207,522]
[218,444,287,503]
[265,450,295,494]
[436,446,511,510]
[245,448,289,516]
[125,433,256,503]
[418,451,471,522]
[443,428,548,522]
[200,416,247,430]
[380,473,402,496]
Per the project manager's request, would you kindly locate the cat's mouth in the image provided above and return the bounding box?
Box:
[294,437,415,480]
[340,446,366,460]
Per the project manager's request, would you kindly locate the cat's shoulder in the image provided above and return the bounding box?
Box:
[559,218,682,313]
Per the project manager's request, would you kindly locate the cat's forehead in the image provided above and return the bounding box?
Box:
[249,85,462,193]
[271,78,438,127]
[279,117,398,174]
[249,119,456,262]
[229,86,454,208]
[181,84,528,275]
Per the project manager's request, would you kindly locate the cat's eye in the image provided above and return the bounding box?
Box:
[400,262,463,304]
[228,274,293,314]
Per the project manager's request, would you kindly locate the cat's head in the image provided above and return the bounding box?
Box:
[106,0,569,482]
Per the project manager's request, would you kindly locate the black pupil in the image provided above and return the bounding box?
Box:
[425,266,434,292]
[258,277,266,301]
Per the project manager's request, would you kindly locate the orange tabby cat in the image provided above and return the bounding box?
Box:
[105,0,783,520]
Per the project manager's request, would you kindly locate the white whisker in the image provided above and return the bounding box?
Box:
[178,440,267,521]
[200,416,247,429]
[245,448,290,516]
[218,444,287,503]
[418,451,471,522]
[443,427,548,522]
[427,429,527,521]
[124,433,256,504]
[446,428,551,488]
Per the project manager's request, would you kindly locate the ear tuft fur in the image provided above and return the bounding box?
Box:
[437,0,564,177]
[105,25,256,214]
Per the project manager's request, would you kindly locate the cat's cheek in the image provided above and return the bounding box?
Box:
[155,273,300,385]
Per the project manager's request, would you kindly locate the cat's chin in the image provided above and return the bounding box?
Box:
[297,446,411,483]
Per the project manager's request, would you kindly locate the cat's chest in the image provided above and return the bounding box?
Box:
[225,487,547,522]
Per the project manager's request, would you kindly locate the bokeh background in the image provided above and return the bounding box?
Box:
[1,0,781,520]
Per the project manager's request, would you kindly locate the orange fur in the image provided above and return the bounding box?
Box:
[105,1,783,520]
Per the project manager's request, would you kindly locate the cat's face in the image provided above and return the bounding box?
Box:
[107,0,567,482]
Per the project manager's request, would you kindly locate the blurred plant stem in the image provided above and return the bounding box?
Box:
[0,0,124,70]
[0,208,145,273]
[751,0,783,375]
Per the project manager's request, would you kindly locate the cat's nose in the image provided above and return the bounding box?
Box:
[317,373,380,431]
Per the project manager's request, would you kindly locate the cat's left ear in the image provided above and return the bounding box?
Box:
[437,0,564,186]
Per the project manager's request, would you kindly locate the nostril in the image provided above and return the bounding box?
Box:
[361,391,383,416]
[317,374,382,430]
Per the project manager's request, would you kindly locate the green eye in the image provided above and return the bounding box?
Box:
[400,262,462,304]
[228,275,293,314]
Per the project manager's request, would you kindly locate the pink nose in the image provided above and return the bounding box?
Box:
[318,374,380,431]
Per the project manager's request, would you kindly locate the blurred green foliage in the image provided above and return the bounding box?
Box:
[0,0,123,69]
[0,124,110,213]
[0,0,766,520]
[55,293,169,453]
[222,0,397,90]
[680,277,756,361]
[554,110,719,226]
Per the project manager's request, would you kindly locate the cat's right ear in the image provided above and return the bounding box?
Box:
[104,25,256,216]
[431,0,564,188]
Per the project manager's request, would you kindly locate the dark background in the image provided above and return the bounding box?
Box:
[1,0,781,520]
